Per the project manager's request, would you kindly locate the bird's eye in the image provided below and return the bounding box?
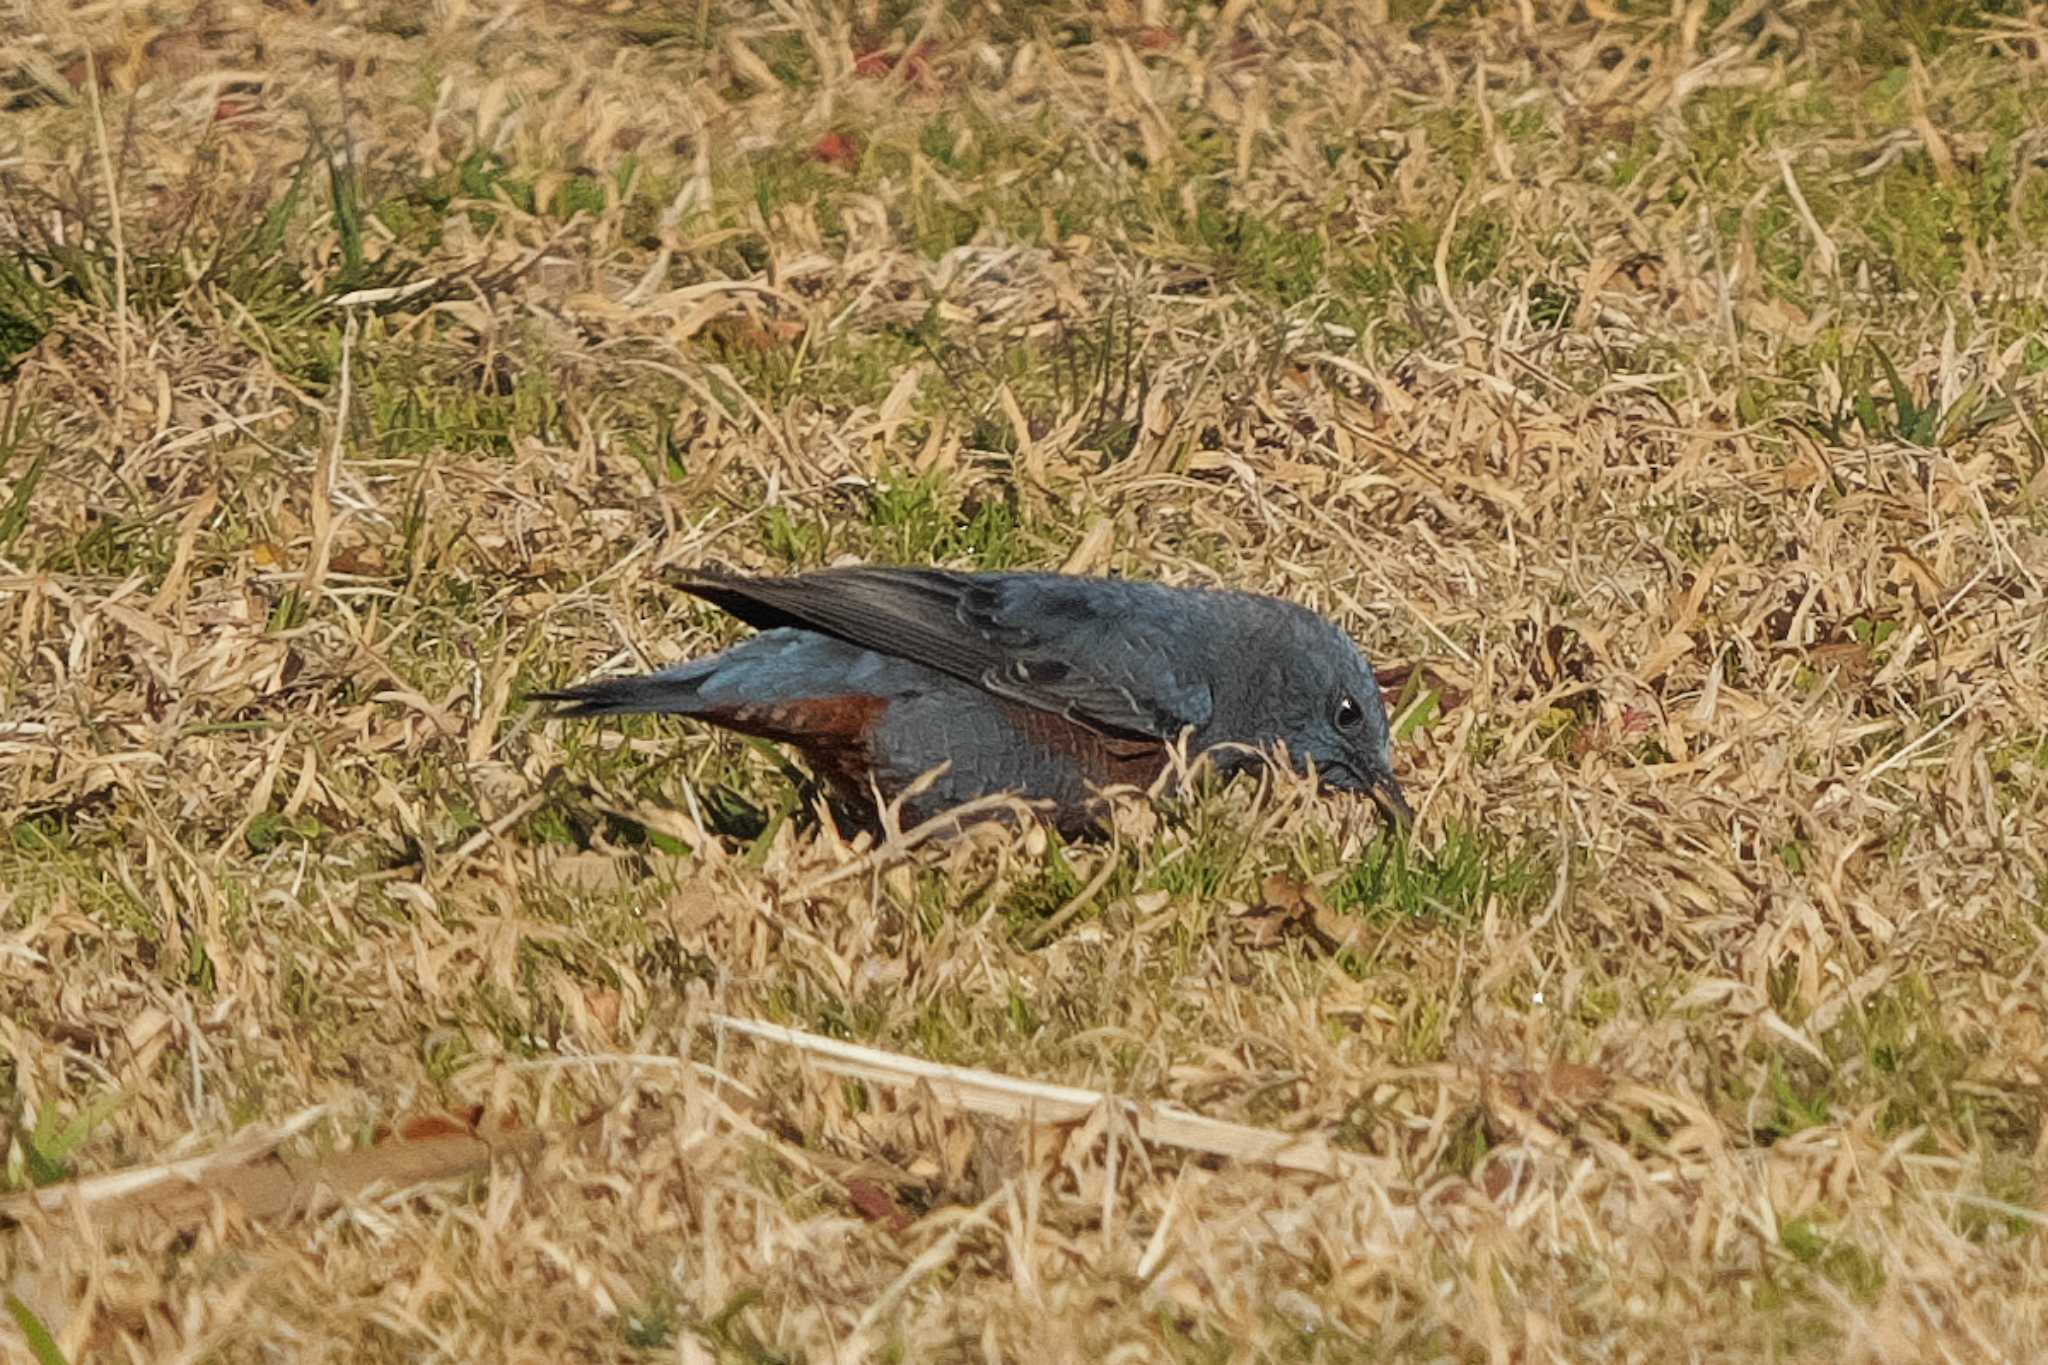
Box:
[1334,696,1364,731]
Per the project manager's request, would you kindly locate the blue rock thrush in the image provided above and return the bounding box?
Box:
[536,565,1412,837]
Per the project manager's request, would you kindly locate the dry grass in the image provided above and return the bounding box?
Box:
[3,0,2047,1359]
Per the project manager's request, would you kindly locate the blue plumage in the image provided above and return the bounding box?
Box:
[537,566,1409,835]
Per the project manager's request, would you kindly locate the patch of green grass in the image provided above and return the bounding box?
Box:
[1719,970,2035,1159]
[1779,1215,1886,1303]
[1840,615,1897,649]
[0,432,48,555]
[379,148,531,232]
[620,1289,679,1350]
[1801,342,2012,448]
[360,345,561,460]
[689,1287,798,1365]
[37,510,178,578]
[864,470,1029,567]
[1435,1105,1493,1180]
[711,321,929,416]
[3,1290,71,1365]
[419,1026,476,1083]
[7,1092,125,1189]
[0,259,51,376]
[1985,733,2047,793]
[1177,201,1329,309]
[1750,1050,1838,1145]
[1960,1150,2041,1241]
[1526,279,1577,331]
[617,404,698,488]
[987,840,1090,933]
[464,974,568,1060]
[1860,981,1976,1137]
[723,103,1034,260]
[889,978,1078,1070]
[0,137,514,394]
[1572,981,1628,1030]
[1325,823,1553,923]
[1841,0,2028,63]
[1146,787,1259,903]
[918,299,1150,463]
[0,832,159,939]
[730,146,854,237]
[759,503,833,567]
[1326,222,1441,335]
[244,808,327,854]
[1389,675,1444,744]
[1857,177,1976,294]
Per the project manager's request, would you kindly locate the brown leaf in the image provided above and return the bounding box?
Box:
[1890,546,1945,603]
[330,542,388,576]
[1536,622,1593,687]
[704,315,805,354]
[810,131,861,171]
[1810,640,1874,683]
[1243,875,1356,955]
[899,40,940,87]
[1377,663,1467,718]
[1542,1062,1612,1110]
[845,1177,913,1233]
[1236,899,1292,950]
[1619,252,1664,292]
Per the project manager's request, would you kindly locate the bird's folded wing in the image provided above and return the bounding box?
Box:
[679,567,1214,740]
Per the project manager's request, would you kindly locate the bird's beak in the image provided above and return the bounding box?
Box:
[1368,771,1415,831]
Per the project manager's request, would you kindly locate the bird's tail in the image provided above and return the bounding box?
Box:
[531,628,890,719]
[527,660,721,717]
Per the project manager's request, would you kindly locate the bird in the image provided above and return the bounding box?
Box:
[535,564,1412,838]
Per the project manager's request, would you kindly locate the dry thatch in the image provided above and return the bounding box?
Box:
[2,0,2046,1359]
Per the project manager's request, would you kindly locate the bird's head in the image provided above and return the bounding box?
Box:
[1214,605,1413,828]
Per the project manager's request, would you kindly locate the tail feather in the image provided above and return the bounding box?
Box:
[535,627,924,721]
[528,666,715,718]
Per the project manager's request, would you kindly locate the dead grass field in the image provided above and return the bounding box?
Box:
[3,0,2047,1359]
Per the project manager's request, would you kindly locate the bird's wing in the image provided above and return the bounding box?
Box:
[678,566,1214,740]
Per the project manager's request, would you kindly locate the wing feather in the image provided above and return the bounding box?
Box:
[677,566,1213,740]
